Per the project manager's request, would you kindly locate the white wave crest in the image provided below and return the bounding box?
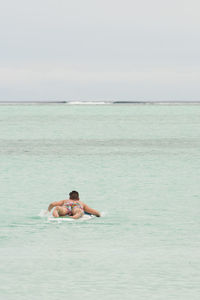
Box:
[67,101,112,105]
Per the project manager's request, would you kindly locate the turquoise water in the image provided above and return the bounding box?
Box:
[0,104,200,300]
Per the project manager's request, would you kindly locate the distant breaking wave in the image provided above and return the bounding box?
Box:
[67,101,112,105]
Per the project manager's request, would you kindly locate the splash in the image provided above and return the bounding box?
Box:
[38,209,50,218]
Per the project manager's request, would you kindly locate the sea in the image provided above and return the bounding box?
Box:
[0,103,200,300]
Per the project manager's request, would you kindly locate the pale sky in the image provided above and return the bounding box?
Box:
[0,0,200,102]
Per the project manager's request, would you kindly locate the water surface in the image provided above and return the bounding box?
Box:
[0,104,200,299]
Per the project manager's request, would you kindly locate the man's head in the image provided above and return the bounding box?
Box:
[69,191,79,200]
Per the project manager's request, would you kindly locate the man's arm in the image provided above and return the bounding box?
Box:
[82,203,101,217]
[48,200,65,212]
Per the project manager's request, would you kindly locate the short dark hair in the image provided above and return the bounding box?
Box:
[69,191,79,200]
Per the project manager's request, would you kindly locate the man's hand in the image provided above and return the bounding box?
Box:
[48,200,65,212]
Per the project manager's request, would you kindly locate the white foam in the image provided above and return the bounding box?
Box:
[38,209,50,217]
[100,211,106,217]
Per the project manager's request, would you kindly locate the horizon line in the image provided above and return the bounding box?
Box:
[0,100,200,105]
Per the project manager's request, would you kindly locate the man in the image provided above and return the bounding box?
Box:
[48,191,101,219]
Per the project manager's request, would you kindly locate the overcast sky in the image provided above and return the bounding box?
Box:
[0,0,200,102]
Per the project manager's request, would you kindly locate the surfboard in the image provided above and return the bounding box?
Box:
[47,212,94,222]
